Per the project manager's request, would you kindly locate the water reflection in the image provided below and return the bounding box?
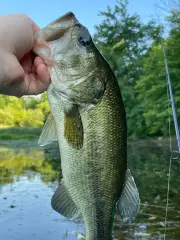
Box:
[0,139,179,239]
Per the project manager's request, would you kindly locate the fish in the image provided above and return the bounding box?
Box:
[33,12,140,240]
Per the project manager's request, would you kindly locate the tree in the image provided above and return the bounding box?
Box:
[94,0,161,138]
[135,25,180,136]
[36,93,50,120]
[157,0,180,27]
[0,95,45,127]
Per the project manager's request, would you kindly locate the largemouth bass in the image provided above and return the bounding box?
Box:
[33,12,140,240]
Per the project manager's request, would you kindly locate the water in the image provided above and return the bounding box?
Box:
[0,138,179,240]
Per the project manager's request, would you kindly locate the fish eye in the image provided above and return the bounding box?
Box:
[78,36,91,46]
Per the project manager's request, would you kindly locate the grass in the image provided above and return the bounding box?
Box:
[0,127,42,139]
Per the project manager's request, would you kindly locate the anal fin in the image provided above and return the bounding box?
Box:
[117,168,140,223]
[51,179,80,219]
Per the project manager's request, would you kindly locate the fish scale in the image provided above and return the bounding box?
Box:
[34,11,140,240]
[46,76,126,240]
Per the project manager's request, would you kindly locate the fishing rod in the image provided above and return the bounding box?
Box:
[161,38,180,153]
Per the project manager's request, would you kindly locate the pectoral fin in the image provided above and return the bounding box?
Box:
[64,104,83,149]
[117,168,140,223]
[51,179,80,219]
[38,113,58,146]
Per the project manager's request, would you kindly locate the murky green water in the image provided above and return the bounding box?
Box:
[0,139,179,240]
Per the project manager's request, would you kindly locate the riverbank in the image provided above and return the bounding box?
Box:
[0,127,178,149]
[0,127,42,140]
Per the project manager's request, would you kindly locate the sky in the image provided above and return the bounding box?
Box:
[0,0,171,34]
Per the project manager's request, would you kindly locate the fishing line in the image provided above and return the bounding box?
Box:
[163,82,173,240]
[153,1,176,239]
[137,4,173,237]
[163,43,179,239]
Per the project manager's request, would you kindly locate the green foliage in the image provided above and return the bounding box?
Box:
[0,127,42,139]
[36,93,50,119]
[0,148,60,185]
[136,25,180,136]
[94,0,162,138]
[0,93,50,128]
[0,133,36,140]
[135,44,167,135]
[164,0,180,27]
[0,127,42,135]
[0,0,179,138]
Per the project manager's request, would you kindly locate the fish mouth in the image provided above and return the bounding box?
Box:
[42,12,80,42]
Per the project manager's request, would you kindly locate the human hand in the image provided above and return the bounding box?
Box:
[0,14,51,97]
